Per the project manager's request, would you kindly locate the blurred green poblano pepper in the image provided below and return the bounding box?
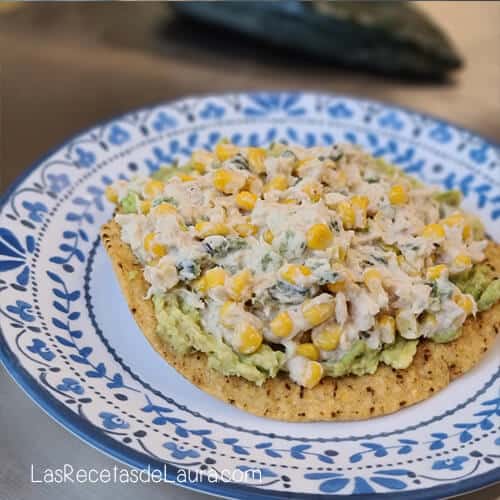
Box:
[171,1,462,79]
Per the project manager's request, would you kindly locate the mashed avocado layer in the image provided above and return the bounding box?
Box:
[452,264,500,311]
[153,294,285,386]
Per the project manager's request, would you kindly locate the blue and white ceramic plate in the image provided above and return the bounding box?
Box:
[1,92,499,499]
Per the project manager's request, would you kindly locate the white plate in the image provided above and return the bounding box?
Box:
[1,92,499,498]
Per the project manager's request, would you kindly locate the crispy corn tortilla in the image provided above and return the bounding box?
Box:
[101,220,500,421]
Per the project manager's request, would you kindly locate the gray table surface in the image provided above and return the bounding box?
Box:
[1,2,499,499]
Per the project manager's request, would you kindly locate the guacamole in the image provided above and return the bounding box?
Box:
[153,294,285,386]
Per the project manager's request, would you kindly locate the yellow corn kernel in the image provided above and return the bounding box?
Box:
[351,195,369,211]
[263,229,274,244]
[422,223,446,240]
[280,197,297,205]
[230,269,252,300]
[281,264,312,284]
[140,199,151,214]
[234,223,258,237]
[303,301,335,327]
[177,173,195,182]
[204,267,227,289]
[215,142,239,161]
[389,184,409,205]
[191,150,214,173]
[454,254,472,268]
[302,182,323,202]
[264,175,288,192]
[326,280,345,293]
[443,213,471,239]
[270,311,294,338]
[213,169,244,194]
[195,221,231,237]
[105,186,118,204]
[453,294,475,315]
[144,179,164,199]
[377,314,395,337]
[143,232,167,258]
[426,264,448,280]
[306,223,333,250]
[312,325,342,351]
[303,360,324,389]
[247,147,267,174]
[235,190,258,211]
[443,213,465,228]
[364,268,381,285]
[351,194,369,226]
[337,200,355,229]
[152,203,177,215]
[295,343,319,361]
[236,323,263,355]
[219,300,235,318]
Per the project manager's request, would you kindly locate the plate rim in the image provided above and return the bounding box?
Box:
[1,90,499,499]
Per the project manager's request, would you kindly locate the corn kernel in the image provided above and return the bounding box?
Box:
[195,221,230,237]
[234,223,258,237]
[235,190,258,211]
[312,325,342,351]
[213,169,245,194]
[143,232,167,258]
[422,223,445,240]
[281,264,312,284]
[230,269,252,300]
[454,294,475,315]
[280,197,297,205]
[295,343,319,361]
[306,223,333,250]
[105,186,118,204]
[247,147,267,174]
[303,301,335,327]
[152,203,177,215]
[326,280,345,293]
[351,195,369,211]
[426,264,448,280]
[204,267,227,289]
[443,213,471,239]
[453,254,472,268]
[303,360,324,389]
[337,200,355,229]
[377,314,395,341]
[351,195,369,227]
[263,229,274,244]
[270,311,293,338]
[219,300,235,318]
[389,184,409,205]
[144,179,164,199]
[215,142,239,161]
[192,150,214,173]
[302,182,323,202]
[140,199,151,214]
[236,323,263,355]
[264,175,288,192]
[363,267,382,289]
[178,173,195,182]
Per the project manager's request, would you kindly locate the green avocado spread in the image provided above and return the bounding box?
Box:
[153,294,285,386]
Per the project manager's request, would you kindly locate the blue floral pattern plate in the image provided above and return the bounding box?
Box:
[1,92,499,499]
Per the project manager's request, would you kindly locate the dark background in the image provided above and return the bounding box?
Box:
[1,2,499,499]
